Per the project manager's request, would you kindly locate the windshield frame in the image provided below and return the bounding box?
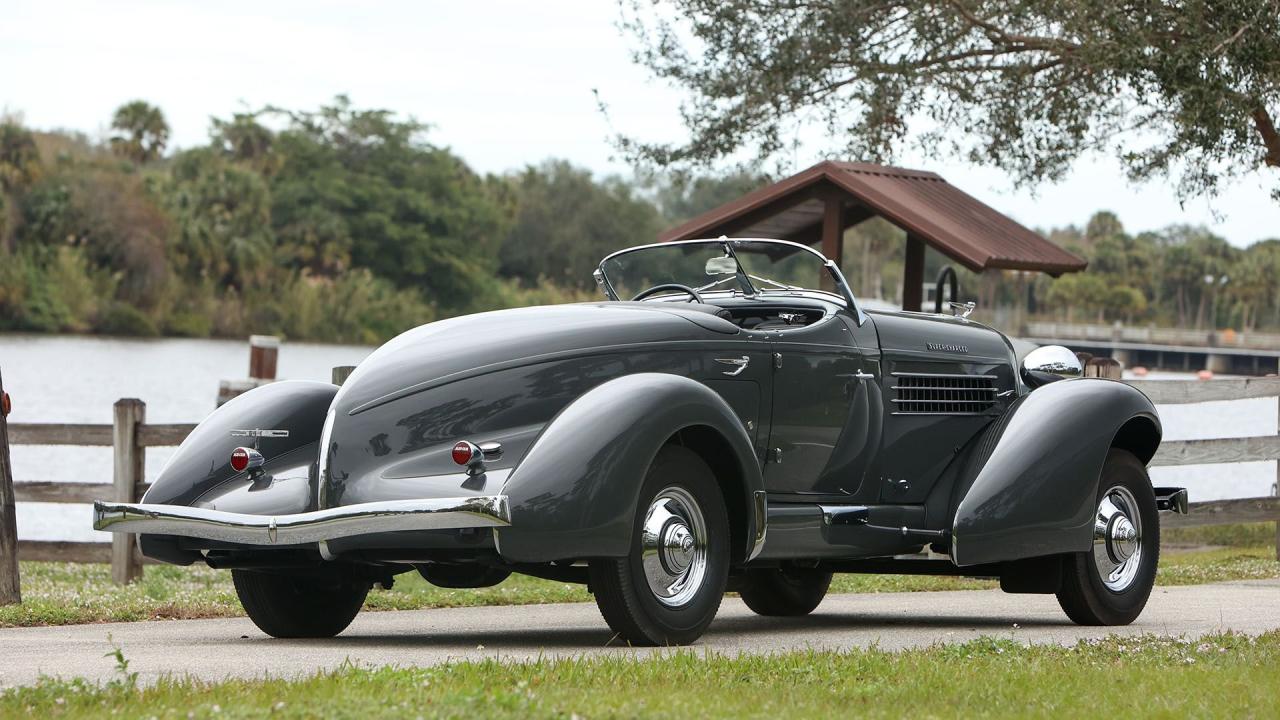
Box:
[596,237,865,324]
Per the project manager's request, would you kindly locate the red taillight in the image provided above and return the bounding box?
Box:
[230,447,251,472]
[452,441,474,466]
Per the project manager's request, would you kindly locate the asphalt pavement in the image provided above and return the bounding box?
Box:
[2,580,1277,688]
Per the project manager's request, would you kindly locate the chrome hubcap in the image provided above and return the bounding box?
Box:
[641,486,708,607]
[1093,486,1144,592]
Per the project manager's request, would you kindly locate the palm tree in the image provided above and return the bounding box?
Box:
[0,121,41,254]
[109,101,170,164]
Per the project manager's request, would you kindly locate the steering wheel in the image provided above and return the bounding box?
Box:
[631,284,705,303]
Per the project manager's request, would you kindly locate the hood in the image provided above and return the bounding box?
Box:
[868,310,1015,363]
[334,302,736,416]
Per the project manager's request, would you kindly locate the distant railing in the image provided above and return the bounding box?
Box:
[1027,321,1280,351]
[0,371,1276,603]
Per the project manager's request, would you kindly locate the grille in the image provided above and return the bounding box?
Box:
[891,372,997,415]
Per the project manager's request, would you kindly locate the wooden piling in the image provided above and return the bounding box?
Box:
[0,368,20,604]
[332,366,355,386]
[111,399,145,585]
[248,335,279,380]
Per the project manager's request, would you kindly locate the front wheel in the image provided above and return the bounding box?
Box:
[1056,449,1160,625]
[232,570,369,638]
[590,445,730,646]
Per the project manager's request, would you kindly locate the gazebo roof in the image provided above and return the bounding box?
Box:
[659,161,1086,276]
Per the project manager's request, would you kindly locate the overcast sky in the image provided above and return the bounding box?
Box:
[4,0,1277,246]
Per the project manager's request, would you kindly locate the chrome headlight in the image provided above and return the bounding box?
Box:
[1022,345,1083,388]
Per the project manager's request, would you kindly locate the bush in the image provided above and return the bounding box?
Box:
[97,302,158,337]
[164,310,212,337]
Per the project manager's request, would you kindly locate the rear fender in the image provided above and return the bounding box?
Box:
[138,381,336,564]
[142,380,336,507]
[496,373,764,563]
[951,378,1161,566]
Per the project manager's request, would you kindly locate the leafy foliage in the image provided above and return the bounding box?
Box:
[499,160,663,291]
[2,97,1278,343]
[617,0,1280,200]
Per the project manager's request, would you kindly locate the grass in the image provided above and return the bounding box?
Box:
[3,539,1275,629]
[3,632,1278,718]
[1162,521,1276,548]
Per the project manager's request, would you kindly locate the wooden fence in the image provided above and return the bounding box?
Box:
[0,372,1277,596]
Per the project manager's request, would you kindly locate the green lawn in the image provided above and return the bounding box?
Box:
[3,541,1275,629]
[4,632,1277,718]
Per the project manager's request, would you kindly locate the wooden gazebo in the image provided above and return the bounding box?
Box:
[659,161,1086,311]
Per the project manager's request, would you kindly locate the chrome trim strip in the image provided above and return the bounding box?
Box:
[93,495,511,546]
[891,411,996,416]
[820,504,870,526]
[748,490,767,561]
[890,385,997,392]
[890,372,998,379]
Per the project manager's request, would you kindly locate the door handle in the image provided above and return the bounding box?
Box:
[854,371,875,381]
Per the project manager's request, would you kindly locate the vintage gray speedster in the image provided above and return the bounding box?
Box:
[94,238,1188,644]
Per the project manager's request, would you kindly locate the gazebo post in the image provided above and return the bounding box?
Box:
[821,195,844,291]
[903,233,925,312]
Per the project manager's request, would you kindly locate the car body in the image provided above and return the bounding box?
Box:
[94,238,1187,643]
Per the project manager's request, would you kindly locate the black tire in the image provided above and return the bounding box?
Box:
[232,570,369,638]
[739,567,833,616]
[589,445,730,646]
[1056,449,1160,626]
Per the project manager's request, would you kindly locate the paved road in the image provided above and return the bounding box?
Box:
[3,580,1277,688]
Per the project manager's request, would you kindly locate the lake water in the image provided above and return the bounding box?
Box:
[2,334,1275,543]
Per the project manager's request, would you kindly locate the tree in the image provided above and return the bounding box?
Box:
[618,0,1280,199]
[500,160,663,290]
[266,97,509,310]
[109,101,170,164]
[165,148,274,290]
[641,170,772,225]
[0,121,41,253]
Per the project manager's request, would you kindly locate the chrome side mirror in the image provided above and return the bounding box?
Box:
[1022,345,1083,388]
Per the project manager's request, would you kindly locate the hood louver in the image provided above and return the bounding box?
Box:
[891,372,997,415]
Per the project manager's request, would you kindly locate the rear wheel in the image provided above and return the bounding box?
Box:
[232,570,369,638]
[739,567,833,616]
[1056,449,1159,625]
[590,445,730,646]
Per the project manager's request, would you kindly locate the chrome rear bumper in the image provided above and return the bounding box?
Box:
[92,495,511,546]
[1153,487,1189,514]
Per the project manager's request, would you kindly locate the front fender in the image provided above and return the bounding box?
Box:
[495,373,763,563]
[951,378,1161,566]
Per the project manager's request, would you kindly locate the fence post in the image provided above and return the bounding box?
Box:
[332,366,355,386]
[1275,394,1279,562]
[0,368,20,604]
[112,399,145,585]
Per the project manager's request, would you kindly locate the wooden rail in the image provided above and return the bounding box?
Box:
[0,371,1275,601]
[1126,377,1280,556]
[2,398,187,587]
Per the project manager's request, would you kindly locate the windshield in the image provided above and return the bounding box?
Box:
[597,239,849,304]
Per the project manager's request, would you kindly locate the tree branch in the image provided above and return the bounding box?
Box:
[1252,107,1280,167]
[943,0,1081,53]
